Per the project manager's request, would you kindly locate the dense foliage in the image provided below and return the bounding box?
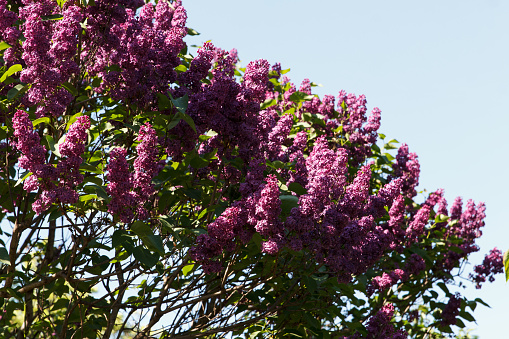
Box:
[0,0,503,338]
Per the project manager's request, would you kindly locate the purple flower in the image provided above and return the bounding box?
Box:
[365,303,408,339]
[441,293,461,326]
[470,247,503,289]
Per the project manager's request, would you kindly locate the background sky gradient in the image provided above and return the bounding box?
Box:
[184,0,509,337]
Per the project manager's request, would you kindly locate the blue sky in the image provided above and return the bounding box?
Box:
[184,0,509,337]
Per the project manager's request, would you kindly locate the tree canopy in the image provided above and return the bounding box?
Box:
[0,0,503,338]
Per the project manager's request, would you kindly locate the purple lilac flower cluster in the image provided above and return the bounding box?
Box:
[84,0,182,106]
[367,254,425,294]
[106,123,161,223]
[437,197,487,273]
[53,115,91,205]
[168,43,270,163]
[12,111,90,214]
[192,135,404,279]
[0,0,17,41]
[441,293,461,326]
[0,0,20,68]
[106,148,136,223]
[349,303,407,339]
[18,2,82,117]
[470,247,503,289]
[12,110,49,191]
[390,143,420,198]
[259,75,383,167]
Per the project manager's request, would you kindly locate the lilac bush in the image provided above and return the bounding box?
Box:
[0,1,502,338]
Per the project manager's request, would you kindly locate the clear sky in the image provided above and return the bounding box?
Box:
[184,0,509,337]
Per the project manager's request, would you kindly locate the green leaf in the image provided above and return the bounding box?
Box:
[79,194,97,202]
[189,155,209,169]
[504,249,509,282]
[7,84,28,100]
[474,297,490,308]
[456,318,466,328]
[45,135,56,153]
[187,27,200,36]
[157,93,172,110]
[48,208,63,221]
[280,195,299,215]
[178,111,196,133]
[87,239,111,251]
[182,264,194,276]
[61,82,78,96]
[0,126,7,140]
[0,247,10,265]
[132,246,158,269]
[112,230,131,248]
[289,91,314,103]
[459,310,475,322]
[303,276,318,294]
[80,163,103,175]
[142,235,165,256]
[170,93,188,115]
[33,117,50,127]
[131,221,153,238]
[287,182,307,195]
[15,171,32,187]
[66,112,83,131]
[0,64,22,83]
[437,282,449,294]
[41,14,63,21]
[175,64,187,73]
[92,185,109,201]
[260,98,277,109]
[0,41,12,51]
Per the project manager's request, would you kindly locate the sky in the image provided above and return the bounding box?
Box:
[184,0,509,337]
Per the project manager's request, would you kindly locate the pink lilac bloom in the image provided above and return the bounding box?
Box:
[254,175,282,238]
[367,269,405,295]
[17,1,79,117]
[178,42,215,92]
[85,0,184,106]
[207,206,243,248]
[106,148,136,223]
[470,247,503,289]
[364,303,408,339]
[20,113,90,214]
[55,115,91,204]
[437,198,486,273]
[388,195,405,241]
[106,124,162,222]
[405,204,431,244]
[334,91,382,165]
[266,114,293,158]
[301,137,348,219]
[391,143,420,198]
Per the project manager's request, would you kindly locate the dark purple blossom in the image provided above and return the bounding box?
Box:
[441,293,461,326]
[470,247,503,289]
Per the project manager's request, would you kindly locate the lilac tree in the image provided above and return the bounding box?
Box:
[0,0,503,338]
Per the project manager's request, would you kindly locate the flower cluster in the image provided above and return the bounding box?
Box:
[363,303,408,339]
[133,123,162,219]
[12,111,90,214]
[441,293,462,326]
[106,124,161,222]
[18,3,82,117]
[106,148,136,223]
[470,247,504,289]
[390,143,420,198]
[85,0,183,106]
[54,115,91,204]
